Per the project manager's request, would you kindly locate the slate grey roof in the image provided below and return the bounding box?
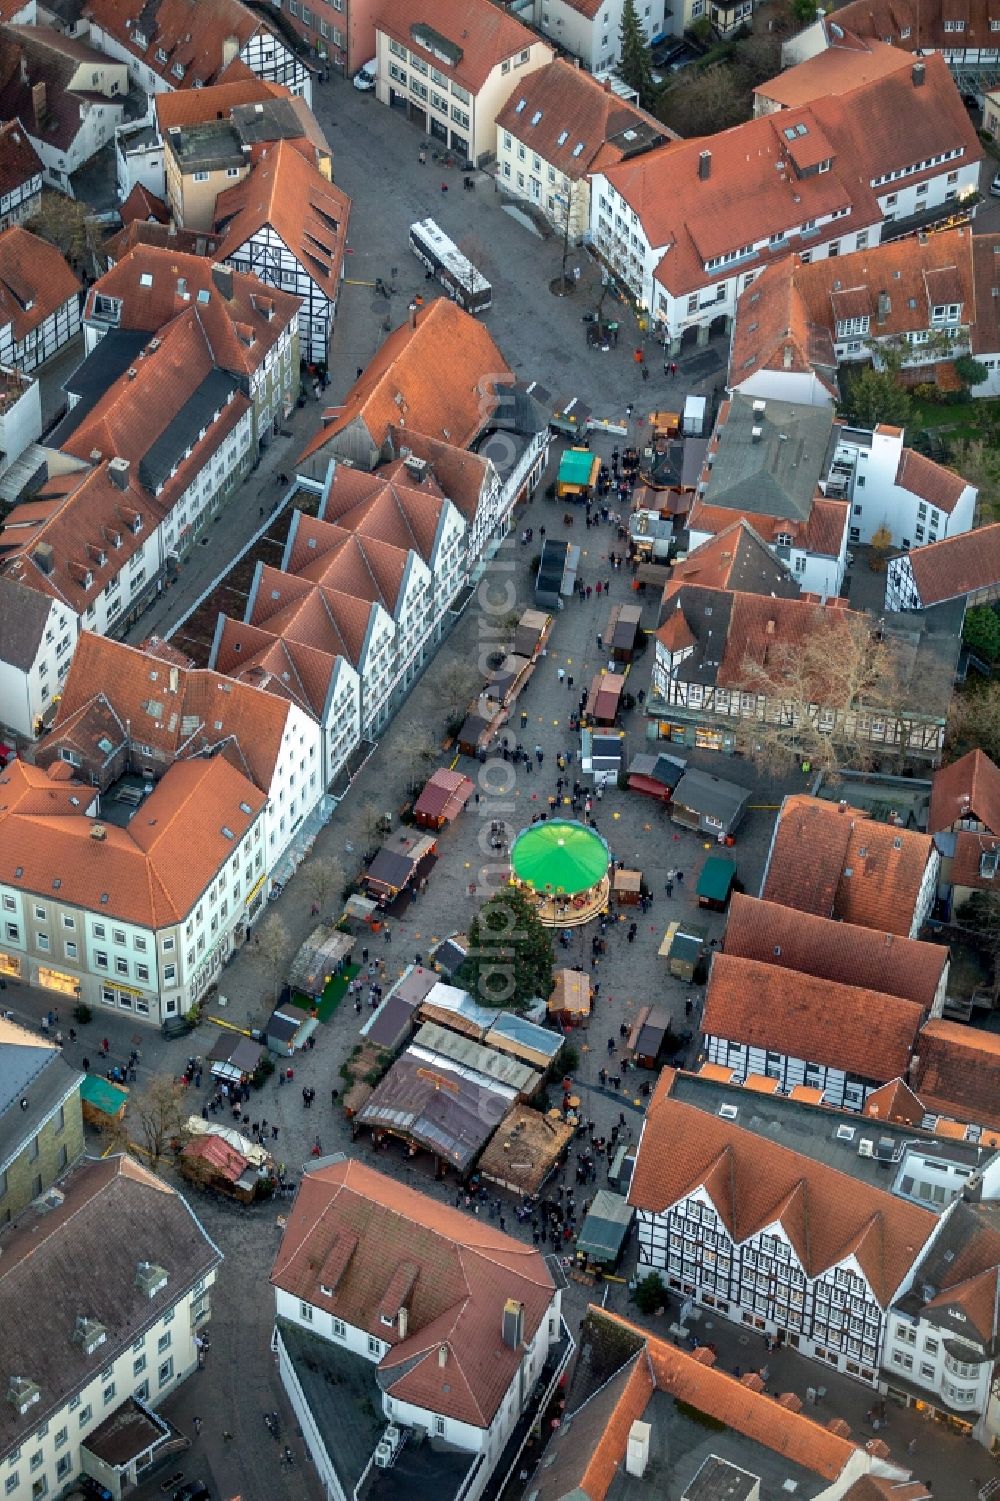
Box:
[672,767,749,824]
[703,395,836,521]
[49,330,149,448]
[139,367,239,492]
[0,1155,222,1459]
[0,1019,82,1177]
[0,573,53,671]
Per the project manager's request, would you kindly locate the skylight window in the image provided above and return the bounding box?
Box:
[556,129,568,145]
[530,110,542,125]
[139,273,153,287]
[197,289,210,304]
[515,98,526,113]
[572,142,585,158]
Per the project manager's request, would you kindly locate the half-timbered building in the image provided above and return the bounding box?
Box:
[0,226,81,374]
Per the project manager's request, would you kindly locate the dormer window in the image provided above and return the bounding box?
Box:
[155,46,168,62]
[72,1316,108,1356]
[136,1261,168,1299]
[7,1377,40,1416]
[133,29,148,48]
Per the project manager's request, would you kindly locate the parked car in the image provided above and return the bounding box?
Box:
[77,1478,113,1501]
[173,1484,211,1501]
[991,171,1000,198]
[353,59,376,90]
[161,1012,196,1039]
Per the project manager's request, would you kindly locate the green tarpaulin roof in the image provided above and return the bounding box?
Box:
[80,1073,128,1116]
[557,448,597,486]
[511,819,609,896]
[696,853,736,902]
[575,1189,633,1261]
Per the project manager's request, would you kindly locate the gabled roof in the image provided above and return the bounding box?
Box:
[754,33,915,106]
[700,395,836,522]
[154,75,289,133]
[0,226,80,342]
[0,1016,80,1176]
[661,519,800,602]
[212,138,350,299]
[895,446,968,514]
[911,1019,1000,1131]
[723,893,947,1009]
[84,0,267,90]
[0,118,40,199]
[688,493,848,560]
[271,1156,555,1429]
[828,0,999,54]
[49,632,293,796]
[103,221,221,264]
[119,182,170,227]
[85,248,301,376]
[862,1078,926,1126]
[929,748,1000,836]
[298,299,512,463]
[762,795,935,936]
[900,523,1000,607]
[0,25,123,155]
[0,754,264,928]
[728,255,838,395]
[702,951,925,1083]
[374,0,547,95]
[382,426,489,527]
[629,1070,936,1303]
[0,572,56,671]
[495,58,667,181]
[0,1156,221,1457]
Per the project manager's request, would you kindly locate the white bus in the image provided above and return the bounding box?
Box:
[408,218,492,314]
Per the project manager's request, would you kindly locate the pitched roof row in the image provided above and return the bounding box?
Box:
[761,794,936,936]
[897,523,1000,609]
[702,951,926,1083]
[0,117,40,200]
[0,224,80,342]
[911,1019,1000,1132]
[375,0,546,95]
[84,0,265,90]
[0,754,264,929]
[271,1156,555,1429]
[723,892,947,1008]
[602,50,978,300]
[629,1069,937,1304]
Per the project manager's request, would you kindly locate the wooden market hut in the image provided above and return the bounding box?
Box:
[628,1004,671,1069]
[613,868,642,906]
[477,1103,574,1197]
[514,608,553,660]
[696,853,738,912]
[605,603,643,663]
[288,923,355,1000]
[658,921,707,983]
[585,671,625,726]
[363,834,436,902]
[548,967,591,1024]
[80,1073,128,1130]
[574,1189,634,1272]
[556,446,600,499]
[413,768,474,831]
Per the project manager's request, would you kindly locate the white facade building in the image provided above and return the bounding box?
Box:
[0,575,76,739]
[829,424,976,551]
[531,0,666,73]
[114,121,166,202]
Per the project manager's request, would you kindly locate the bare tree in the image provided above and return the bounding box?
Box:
[952,439,1000,527]
[359,799,387,853]
[27,192,97,269]
[399,726,440,791]
[868,523,894,573]
[658,64,752,137]
[300,855,346,913]
[127,1074,188,1174]
[732,609,906,777]
[947,682,1000,765]
[255,912,292,1001]
[438,661,482,718]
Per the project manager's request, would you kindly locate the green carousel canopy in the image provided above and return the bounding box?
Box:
[511,819,610,897]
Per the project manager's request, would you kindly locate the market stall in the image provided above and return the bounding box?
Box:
[658,921,707,983]
[585,671,625,727]
[80,1073,128,1131]
[477,1103,574,1197]
[363,834,437,904]
[413,768,474,831]
[575,1189,634,1272]
[287,923,355,1000]
[207,1032,265,1085]
[626,751,686,804]
[605,603,643,663]
[670,768,749,839]
[548,967,591,1025]
[696,853,738,912]
[514,608,553,660]
[628,1004,671,1069]
[613,869,642,907]
[556,446,601,500]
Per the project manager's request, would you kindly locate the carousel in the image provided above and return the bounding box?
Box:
[510,818,611,928]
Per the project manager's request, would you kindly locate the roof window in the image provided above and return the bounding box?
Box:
[556,129,568,145]
[139,273,153,288]
[515,99,526,113]
[572,143,585,157]
[530,110,542,125]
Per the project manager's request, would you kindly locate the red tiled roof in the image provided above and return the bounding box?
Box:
[687,496,848,559]
[948,830,1000,892]
[754,34,914,106]
[50,632,293,796]
[85,247,301,375]
[0,25,125,156]
[0,754,263,929]
[894,447,968,514]
[0,225,80,342]
[270,1157,555,1428]
[902,523,1000,607]
[375,0,547,95]
[728,256,838,395]
[213,139,350,300]
[85,0,264,90]
[298,299,512,464]
[103,221,221,263]
[762,795,935,936]
[827,0,997,54]
[0,118,40,200]
[702,952,924,1082]
[929,747,1000,835]
[723,893,947,1009]
[912,1019,1000,1130]
[862,1078,926,1125]
[629,1072,936,1304]
[119,183,170,227]
[495,59,668,180]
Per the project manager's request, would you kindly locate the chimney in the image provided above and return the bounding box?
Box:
[398,1306,408,1339]
[408,301,418,329]
[502,1298,524,1350]
[89,824,107,842]
[222,33,240,66]
[108,457,130,490]
[912,61,925,86]
[211,263,233,300]
[625,1420,651,1479]
[437,1344,448,1367]
[31,82,47,130]
[177,275,188,299]
[751,425,763,444]
[698,149,711,181]
[32,542,54,575]
[838,799,848,813]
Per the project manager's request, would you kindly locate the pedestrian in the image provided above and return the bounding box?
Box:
[671,361,678,377]
[223,1431,234,1443]
[384,925,391,943]
[272,1124,279,1140]
[193,1416,203,1436]
[441,181,448,194]
[557,667,565,684]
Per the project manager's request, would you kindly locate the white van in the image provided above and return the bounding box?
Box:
[353,59,377,91]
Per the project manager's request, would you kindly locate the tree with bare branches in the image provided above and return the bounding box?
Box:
[300,855,346,913]
[125,1074,188,1174]
[437,661,483,719]
[255,912,292,1001]
[732,609,908,777]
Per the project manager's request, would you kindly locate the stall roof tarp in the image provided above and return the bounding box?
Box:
[80,1074,128,1118]
[392,964,439,1007]
[208,1033,264,1075]
[288,924,355,996]
[672,768,750,829]
[184,1115,271,1168]
[697,853,737,903]
[514,609,551,658]
[486,654,534,707]
[631,1004,670,1060]
[265,1010,302,1045]
[576,1189,634,1262]
[658,922,707,964]
[344,892,378,921]
[587,672,625,722]
[548,968,591,1016]
[365,846,416,893]
[418,979,500,1037]
[413,1021,541,1094]
[182,1133,248,1184]
[362,992,419,1051]
[477,1103,575,1195]
[357,1049,515,1171]
[608,604,642,652]
[413,769,474,824]
[558,448,600,489]
[628,751,688,790]
[486,1012,563,1065]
